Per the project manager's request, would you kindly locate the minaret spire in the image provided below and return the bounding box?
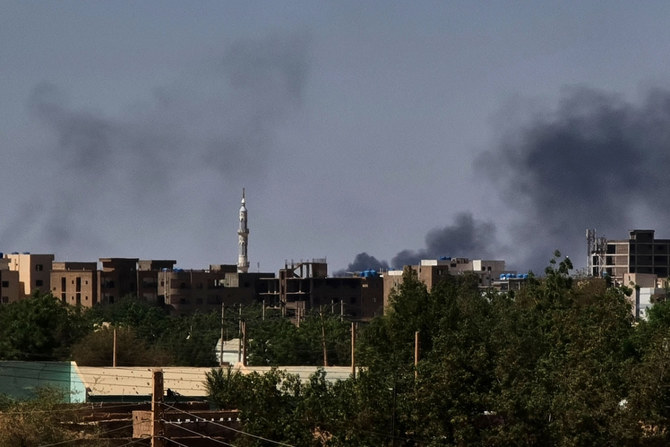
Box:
[237,188,249,273]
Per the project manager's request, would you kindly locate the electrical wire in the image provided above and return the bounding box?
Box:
[157,436,189,447]
[0,401,151,415]
[113,438,151,447]
[162,403,294,447]
[161,420,236,446]
[0,363,356,387]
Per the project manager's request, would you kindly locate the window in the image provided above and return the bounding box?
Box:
[36,280,43,287]
[1,281,8,288]
[1,297,8,304]
[35,264,43,271]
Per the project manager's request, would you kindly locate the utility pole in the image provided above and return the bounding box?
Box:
[220,304,225,366]
[151,369,165,447]
[237,304,242,363]
[262,299,265,321]
[243,320,248,365]
[414,331,420,380]
[351,322,356,378]
[112,327,117,368]
[320,306,328,367]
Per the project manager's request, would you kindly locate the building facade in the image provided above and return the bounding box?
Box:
[5,253,54,298]
[0,257,20,304]
[589,230,670,282]
[51,262,99,307]
[157,264,276,315]
[382,258,510,308]
[258,261,384,321]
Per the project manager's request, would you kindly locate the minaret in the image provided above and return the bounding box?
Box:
[237,188,250,273]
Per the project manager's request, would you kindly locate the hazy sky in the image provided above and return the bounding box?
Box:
[3,1,670,274]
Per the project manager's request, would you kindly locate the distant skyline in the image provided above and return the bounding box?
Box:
[3,1,670,274]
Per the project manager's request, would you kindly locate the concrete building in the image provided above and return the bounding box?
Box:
[258,260,384,321]
[623,273,669,320]
[157,264,275,315]
[51,262,99,307]
[588,229,670,282]
[98,258,140,304]
[5,252,54,298]
[382,258,510,308]
[0,257,20,304]
[137,259,177,303]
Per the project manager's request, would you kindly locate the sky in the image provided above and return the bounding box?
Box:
[3,1,670,275]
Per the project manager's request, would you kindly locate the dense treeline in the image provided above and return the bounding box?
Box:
[205,254,670,446]
[0,292,353,367]
[4,253,670,444]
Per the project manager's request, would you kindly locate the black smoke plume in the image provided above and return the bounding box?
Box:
[334,252,390,276]
[478,85,670,270]
[341,213,497,273]
[342,85,670,273]
[391,213,497,268]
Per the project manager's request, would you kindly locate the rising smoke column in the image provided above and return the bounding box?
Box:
[477,85,670,271]
[343,85,670,274]
[342,212,498,272]
[390,213,497,268]
[333,252,390,276]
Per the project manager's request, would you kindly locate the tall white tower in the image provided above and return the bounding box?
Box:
[237,188,250,273]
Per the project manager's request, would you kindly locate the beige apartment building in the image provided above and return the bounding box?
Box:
[157,264,275,315]
[589,229,670,282]
[382,258,509,307]
[49,258,177,308]
[5,253,54,298]
[51,262,98,307]
[0,257,20,303]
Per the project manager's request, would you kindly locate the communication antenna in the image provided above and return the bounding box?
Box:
[586,229,607,277]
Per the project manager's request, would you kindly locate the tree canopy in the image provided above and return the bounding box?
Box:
[205,254,670,446]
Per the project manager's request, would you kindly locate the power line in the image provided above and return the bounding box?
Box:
[161,420,236,446]
[162,403,294,447]
[114,438,151,447]
[157,436,189,447]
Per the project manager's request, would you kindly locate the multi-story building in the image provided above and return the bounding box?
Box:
[258,260,384,321]
[157,264,275,315]
[138,260,177,303]
[382,258,510,308]
[622,272,670,319]
[51,262,98,307]
[5,252,54,298]
[0,256,20,304]
[98,258,140,304]
[589,229,670,282]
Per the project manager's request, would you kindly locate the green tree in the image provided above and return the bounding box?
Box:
[487,254,635,446]
[0,293,88,361]
[206,366,310,446]
[71,326,172,366]
[0,386,76,447]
